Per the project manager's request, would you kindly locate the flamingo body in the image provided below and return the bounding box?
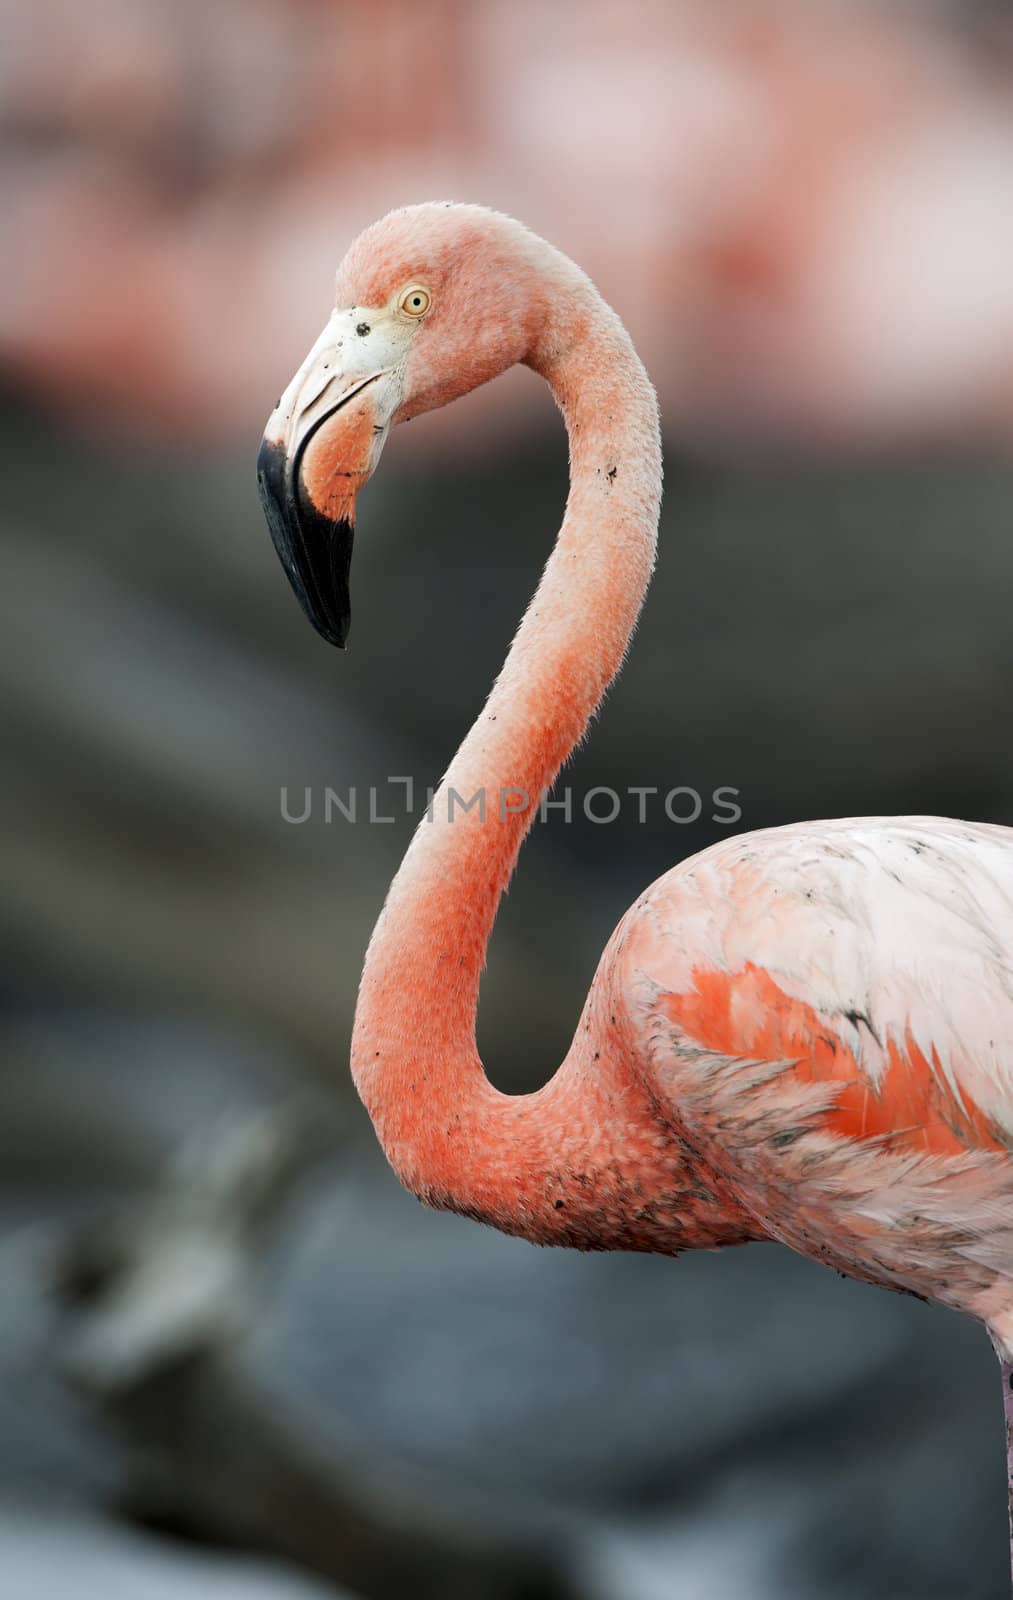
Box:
[614,815,1013,1340]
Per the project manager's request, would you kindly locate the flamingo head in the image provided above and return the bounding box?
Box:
[257,202,561,647]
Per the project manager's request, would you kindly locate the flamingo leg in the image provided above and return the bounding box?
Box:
[1003,1358,1013,1590]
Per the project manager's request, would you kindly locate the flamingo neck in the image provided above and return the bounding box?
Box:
[351,284,663,1242]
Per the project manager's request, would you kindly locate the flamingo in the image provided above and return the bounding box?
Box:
[258,203,1013,1574]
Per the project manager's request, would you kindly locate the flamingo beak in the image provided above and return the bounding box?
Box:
[257,313,401,648]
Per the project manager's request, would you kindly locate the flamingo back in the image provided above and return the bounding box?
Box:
[618,817,1013,1342]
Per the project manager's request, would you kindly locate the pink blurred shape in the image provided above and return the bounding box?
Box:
[2,0,1012,448]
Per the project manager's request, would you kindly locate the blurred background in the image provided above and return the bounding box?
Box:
[2,1,1013,1596]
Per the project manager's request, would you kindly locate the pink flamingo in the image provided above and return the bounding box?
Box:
[258,204,1013,1571]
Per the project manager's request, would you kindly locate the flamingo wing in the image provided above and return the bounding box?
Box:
[621,816,1013,1322]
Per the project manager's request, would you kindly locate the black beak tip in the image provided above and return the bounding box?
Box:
[257,435,354,651]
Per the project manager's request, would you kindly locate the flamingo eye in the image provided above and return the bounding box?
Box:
[398,285,432,318]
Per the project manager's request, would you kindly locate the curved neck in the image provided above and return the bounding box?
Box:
[351,283,663,1240]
